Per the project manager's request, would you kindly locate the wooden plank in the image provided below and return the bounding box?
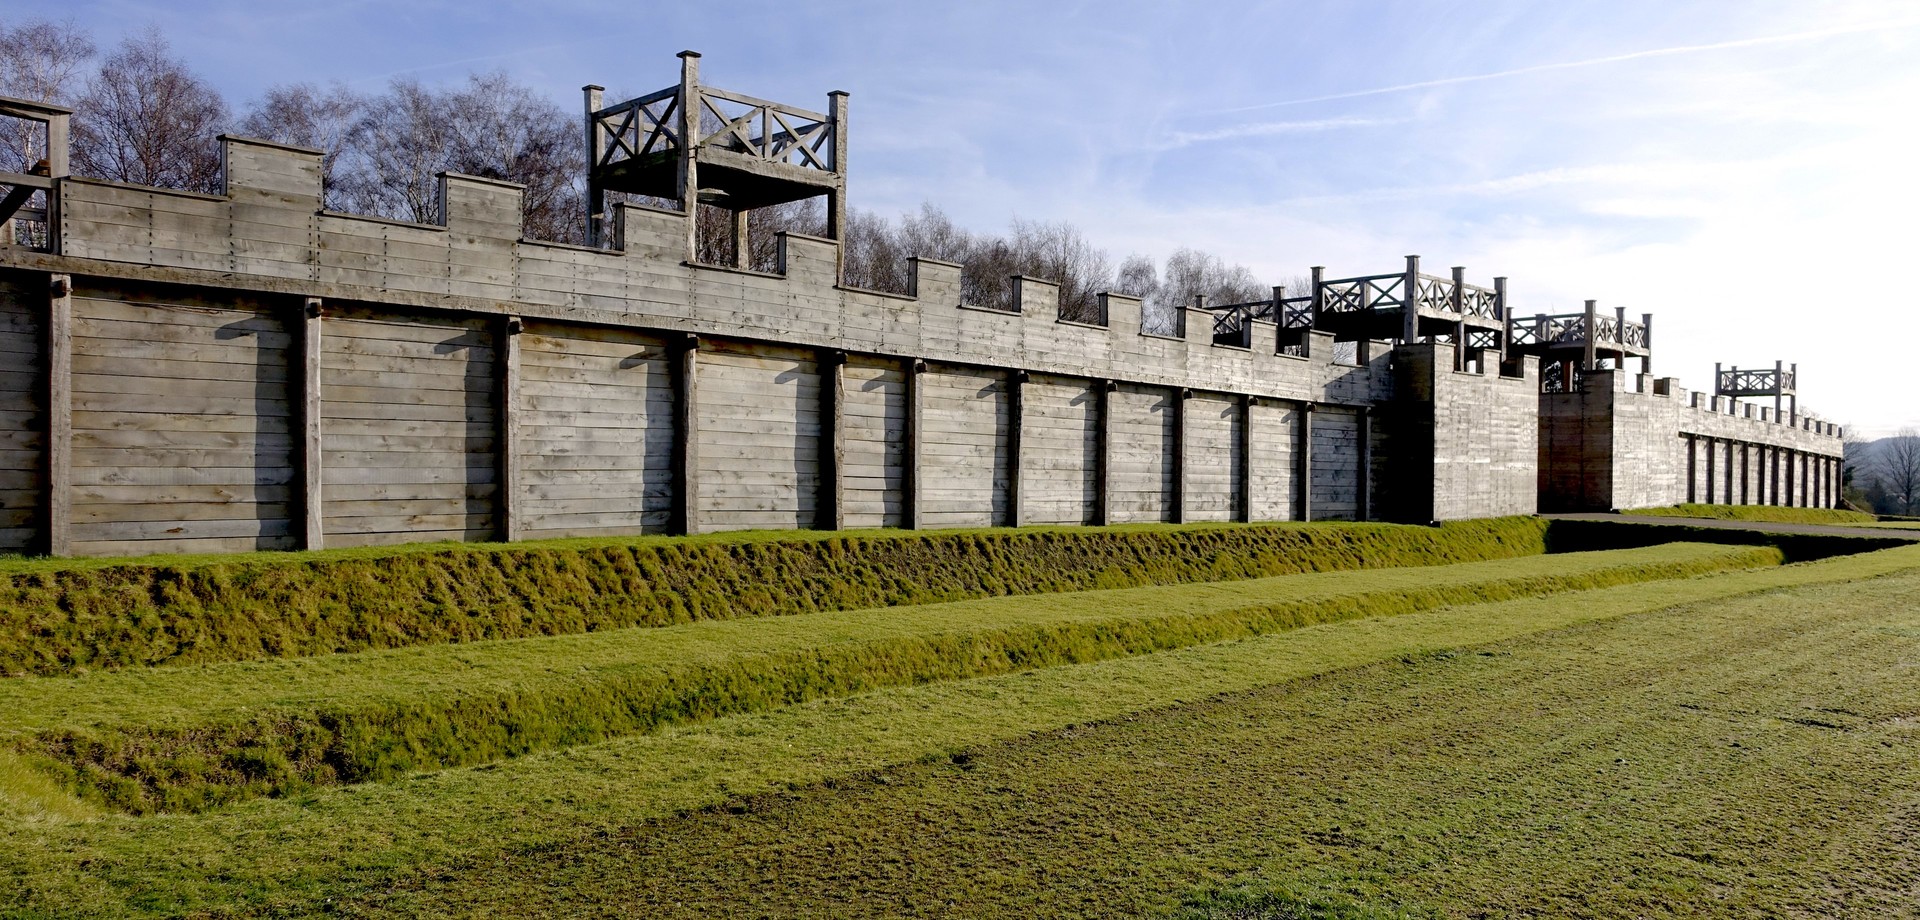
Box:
[48,273,70,555]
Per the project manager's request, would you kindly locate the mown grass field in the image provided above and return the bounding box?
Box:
[0,523,1915,917]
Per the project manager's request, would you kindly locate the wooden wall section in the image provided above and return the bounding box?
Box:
[1183,393,1240,523]
[320,308,498,547]
[1018,373,1097,526]
[517,321,673,538]
[1108,383,1176,524]
[918,364,1010,528]
[0,275,43,552]
[70,285,295,555]
[842,356,906,529]
[1247,400,1301,522]
[695,340,821,532]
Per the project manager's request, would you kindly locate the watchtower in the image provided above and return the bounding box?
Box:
[0,96,71,252]
[1507,299,1652,393]
[1310,256,1509,369]
[583,52,847,272]
[1717,361,1797,421]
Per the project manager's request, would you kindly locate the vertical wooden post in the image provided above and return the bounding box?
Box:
[1770,446,1781,506]
[583,85,606,248]
[498,316,523,542]
[1238,395,1256,523]
[731,210,749,269]
[827,90,850,282]
[1640,313,1652,376]
[300,297,324,550]
[1495,277,1509,360]
[1356,276,1373,365]
[1299,401,1315,522]
[1309,266,1324,341]
[1784,448,1797,508]
[1705,436,1716,505]
[1171,387,1189,524]
[1789,362,1798,425]
[819,350,844,530]
[1724,441,1735,505]
[672,334,700,535]
[1685,435,1696,504]
[1401,255,1420,345]
[1007,369,1026,527]
[904,358,924,529]
[1450,266,1466,372]
[676,51,702,264]
[1583,300,1598,372]
[1095,380,1114,526]
[44,273,71,556]
[1739,442,1749,505]
[1356,405,1372,521]
[1773,359,1784,420]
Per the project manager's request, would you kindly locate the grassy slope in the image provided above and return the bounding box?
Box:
[367,549,1920,919]
[11,543,1770,813]
[0,518,1548,676]
[1,544,1916,918]
[1620,503,1878,525]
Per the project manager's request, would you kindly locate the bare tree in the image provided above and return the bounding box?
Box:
[0,18,95,171]
[71,28,227,193]
[1144,247,1265,335]
[237,82,365,205]
[1008,218,1111,323]
[1877,428,1920,514]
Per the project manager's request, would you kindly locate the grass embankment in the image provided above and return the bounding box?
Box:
[0,518,1549,677]
[3,543,1917,917]
[1619,502,1878,525]
[7,543,1770,815]
[364,545,1920,918]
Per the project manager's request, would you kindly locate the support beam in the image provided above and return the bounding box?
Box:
[1739,443,1750,505]
[1238,394,1256,523]
[672,334,700,535]
[1685,435,1697,504]
[498,316,523,541]
[1494,276,1509,360]
[1171,387,1189,524]
[675,51,702,264]
[1705,436,1716,505]
[1095,380,1114,526]
[299,297,324,550]
[1007,369,1026,527]
[819,349,845,530]
[731,209,749,270]
[1299,402,1315,522]
[904,358,924,529]
[1402,255,1420,345]
[582,85,606,248]
[1356,405,1372,521]
[827,90,849,283]
[1785,448,1797,508]
[1583,299,1598,371]
[1450,265,1466,372]
[44,273,71,557]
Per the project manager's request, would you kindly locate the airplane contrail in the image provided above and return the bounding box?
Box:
[1217,18,1920,113]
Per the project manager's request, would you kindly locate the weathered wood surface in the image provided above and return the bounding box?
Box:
[917,364,1009,528]
[1018,373,1097,526]
[320,308,497,547]
[695,340,820,532]
[1107,383,1175,524]
[69,289,295,554]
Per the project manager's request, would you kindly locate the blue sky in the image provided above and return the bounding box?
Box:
[24,0,1920,434]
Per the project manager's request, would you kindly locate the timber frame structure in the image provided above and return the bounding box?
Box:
[0,56,1844,557]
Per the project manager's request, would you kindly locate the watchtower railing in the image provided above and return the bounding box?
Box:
[1718,365,1795,395]
[1319,273,1404,314]
[590,86,682,173]
[0,96,70,253]
[1509,312,1647,349]
[1319,272,1500,319]
[590,83,838,178]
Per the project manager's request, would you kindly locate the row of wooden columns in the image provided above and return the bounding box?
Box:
[1684,433,1841,509]
[36,275,1364,554]
[673,339,1355,536]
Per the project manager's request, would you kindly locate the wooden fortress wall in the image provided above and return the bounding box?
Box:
[1538,370,1845,514]
[0,136,1416,557]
